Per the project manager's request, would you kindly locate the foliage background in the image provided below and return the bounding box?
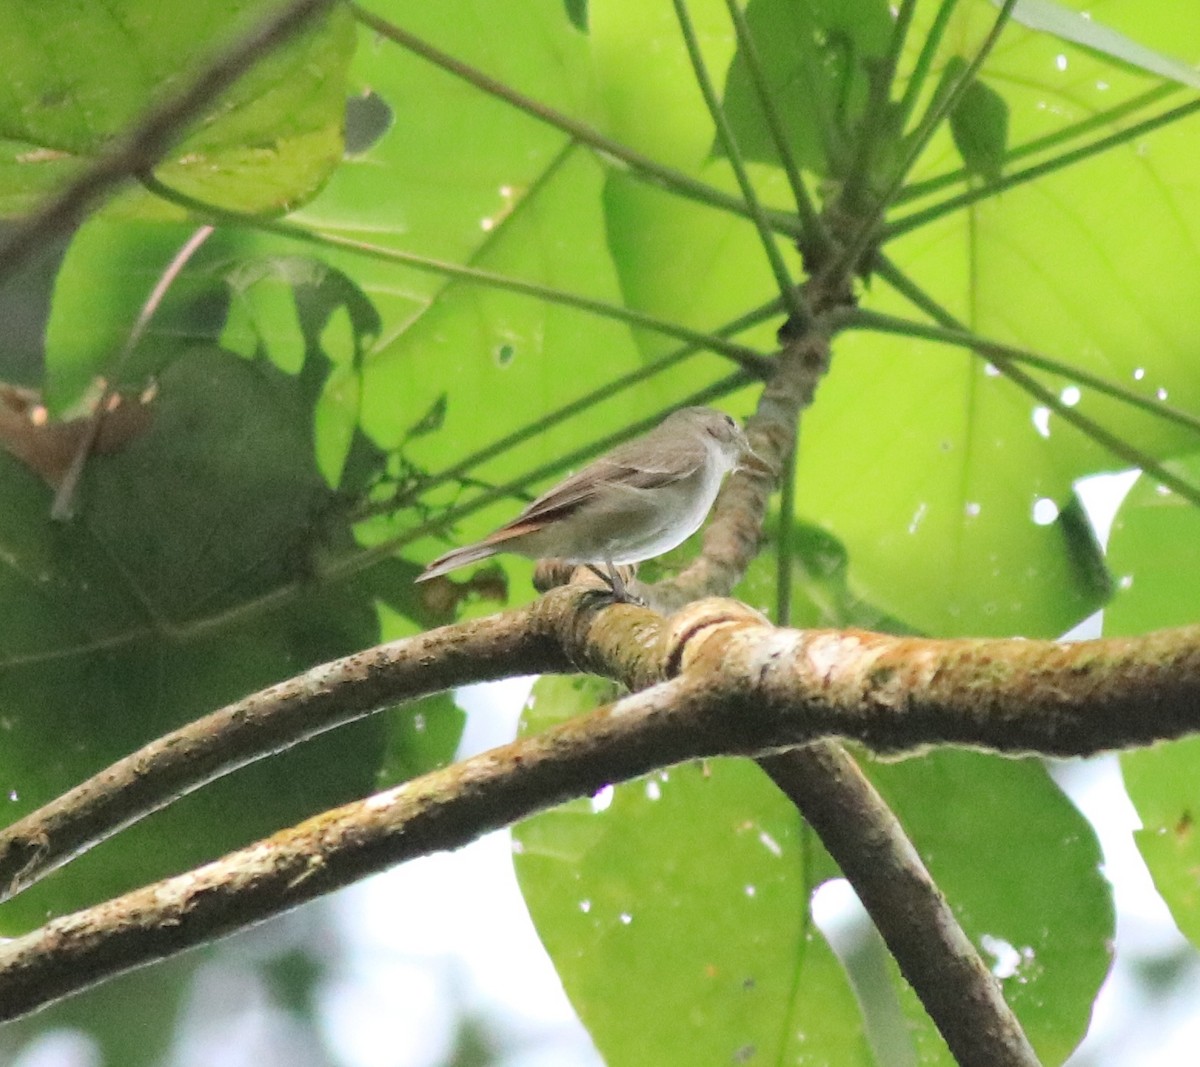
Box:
[1,0,1200,1063]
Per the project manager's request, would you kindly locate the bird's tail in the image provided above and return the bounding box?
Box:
[416,541,499,582]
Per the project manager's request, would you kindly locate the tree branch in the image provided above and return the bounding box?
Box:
[761,748,1040,1067]
[5,598,1200,1030]
[0,597,573,902]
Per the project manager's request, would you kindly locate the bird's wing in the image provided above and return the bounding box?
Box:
[500,436,708,530]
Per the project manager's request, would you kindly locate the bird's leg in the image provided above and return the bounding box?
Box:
[582,561,644,605]
[605,559,628,602]
[584,562,621,599]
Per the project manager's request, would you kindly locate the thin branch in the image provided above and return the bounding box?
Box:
[896,83,1180,206]
[720,0,828,257]
[774,443,797,627]
[885,94,1200,240]
[761,747,1040,1067]
[0,0,337,285]
[894,0,960,135]
[51,225,215,521]
[671,0,809,329]
[851,275,1200,508]
[846,298,1200,439]
[824,0,1018,283]
[841,0,919,213]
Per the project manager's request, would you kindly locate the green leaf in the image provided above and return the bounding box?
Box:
[1122,738,1200,949]
[514,678,871,1066]
[515,762,870,1065]
[719,0,895,177]
[946,62,1010,181]
[865,750,1113,1063]
[375,691,466,787]
[1105,455,1200,951]
[0,345,387,932]
[0,0,354,217]
[734,519,921,632]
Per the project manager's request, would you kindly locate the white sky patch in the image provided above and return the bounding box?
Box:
[1032,497,1060,525]
[1032,406,1052,438]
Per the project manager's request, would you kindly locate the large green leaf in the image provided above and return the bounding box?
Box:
[1106,456,1200,950]
[588,0,1200,637]
[865,751,1113,1064]
[0,344,391,932]
[514,676,870,1067]
[0,0,353,216]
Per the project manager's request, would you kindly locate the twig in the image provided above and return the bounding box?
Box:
[51,226,215,520]
[761,747,1041,1067]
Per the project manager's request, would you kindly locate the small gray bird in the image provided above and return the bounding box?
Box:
[416,406,761,600]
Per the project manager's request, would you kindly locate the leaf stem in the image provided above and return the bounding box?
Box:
[896,83,1180,205]
[825,0,1018,282]
[720,0,829,258]
[841,0,919,212]
[895,0,961,135]
[885,94,1200,239]
[671,0,808,328]
[842,278,1200,507]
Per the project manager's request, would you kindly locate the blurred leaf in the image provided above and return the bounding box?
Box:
[946,61,1010,182]
[0,344,388,932]
[514,676,870,1067]
[0,945,210,1067]
[0,0,353,216]
[719,0,894,176]
[376,691,466,787]
[1105,456,1200,950]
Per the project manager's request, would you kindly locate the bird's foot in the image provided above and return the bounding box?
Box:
[585,563,644,606]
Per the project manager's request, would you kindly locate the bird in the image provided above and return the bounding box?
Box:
[415,406,762,601]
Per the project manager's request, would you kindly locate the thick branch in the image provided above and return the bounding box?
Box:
[0,584,671,903]
[6,600,1200,1028]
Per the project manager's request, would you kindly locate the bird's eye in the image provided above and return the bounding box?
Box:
[724,415,736,428]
